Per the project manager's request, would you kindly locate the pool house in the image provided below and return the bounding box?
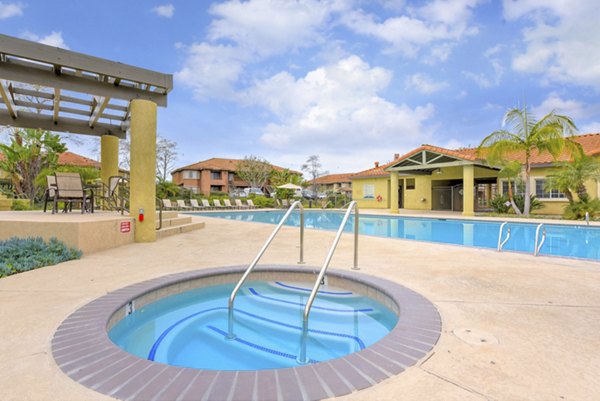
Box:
[351,133,600,215]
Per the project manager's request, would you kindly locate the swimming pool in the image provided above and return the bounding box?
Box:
[193,211,600,261]
[109,280,398,370]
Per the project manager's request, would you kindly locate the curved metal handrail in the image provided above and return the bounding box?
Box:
[297,201,359,364]
[497,222,511,252]
[227,201,305,339]
[534,223,546,256]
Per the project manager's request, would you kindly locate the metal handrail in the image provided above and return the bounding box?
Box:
[297,201,359,364]
[155,197,163,231]
[227,201,305,339]
[497,222,511,251]
[534,223,546,256]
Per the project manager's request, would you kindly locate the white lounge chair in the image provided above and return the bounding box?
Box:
[235,199,248,209]
[177,199,192,210]
[201,199,212,210]
[246,199,257,209]
[162,199,176,210]
[212,199,226,209]
[223,199,236,209]
[190,199,203,210]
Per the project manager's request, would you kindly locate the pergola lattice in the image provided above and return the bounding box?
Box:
[0,34,172,138]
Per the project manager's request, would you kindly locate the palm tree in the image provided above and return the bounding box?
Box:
[546,154,600,203]
[478,107,578,215]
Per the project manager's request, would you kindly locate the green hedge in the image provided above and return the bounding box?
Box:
[0,237,82,278]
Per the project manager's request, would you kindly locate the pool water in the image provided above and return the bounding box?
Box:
[193,211,600,261]
[109,280,398,370]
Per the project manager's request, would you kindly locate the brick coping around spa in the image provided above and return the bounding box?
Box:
[52,265,442,401]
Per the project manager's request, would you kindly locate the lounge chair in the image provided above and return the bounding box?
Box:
[212,199,226,209]
[235,199,248,209]
[281,199,290,208]
[190,199,203,210]
[43,175,56,212]
[201,199,213,210]
[97,176,125,212]
[53,172,90,214]
[246,199,257,209]
[177,200,192,210]
[162,199,176,210]
[223,199,236,209]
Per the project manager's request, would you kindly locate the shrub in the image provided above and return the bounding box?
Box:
[0,237,82,278]
[489,194,543,214]
[249,195,275,208]
[10,199,31,211]
[563,197,600,220]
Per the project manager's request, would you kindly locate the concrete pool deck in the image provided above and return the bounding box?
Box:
[1,210,599,400]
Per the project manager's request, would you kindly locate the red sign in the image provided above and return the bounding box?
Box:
[120,221,131,233]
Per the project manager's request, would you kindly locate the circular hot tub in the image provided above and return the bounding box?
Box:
[52,265,441,401]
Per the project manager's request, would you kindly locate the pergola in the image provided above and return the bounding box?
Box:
[0,34,173,242]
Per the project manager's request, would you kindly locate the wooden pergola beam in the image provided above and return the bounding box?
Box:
[0,80,17,118]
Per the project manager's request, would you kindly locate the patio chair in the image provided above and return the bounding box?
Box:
[223,199,236,209]
[281,199,290,208]
[97,176,126,212]
[53,172,90,214]
[246,199,257,209]
[235,199,248,209]
[176,200,192,210]
[162,199,176,210]
[43,175,57,213]
[190,199,203,210]
[201,199,213,210]
[212,199,226,209]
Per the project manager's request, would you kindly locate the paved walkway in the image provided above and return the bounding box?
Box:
[1,212,599,400]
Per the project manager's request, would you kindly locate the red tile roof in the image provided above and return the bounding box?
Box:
[351,133,600,179]
[314,173,353,185]
[172,157,301,175]
[0,151,100,168]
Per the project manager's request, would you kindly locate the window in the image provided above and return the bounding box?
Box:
[363,184,375,198]
[182,170,199,179]
[211,171,221,180]
[501,180,525,197]
[210,185,222,192]
[228,173,235,182]
[406,178,415,190]
[535,179,565,199]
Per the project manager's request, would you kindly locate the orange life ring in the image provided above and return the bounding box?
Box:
[376,195,383,202]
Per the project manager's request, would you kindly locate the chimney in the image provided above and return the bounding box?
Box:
[374,161,380,168]
[394,153,399,159]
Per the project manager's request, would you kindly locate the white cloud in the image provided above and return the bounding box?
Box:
[176,0,349,99]
[504,0,600,89]
[152,4,175,18]
[241,56,435,157]
[22,31,69,49]
[405,73,448,94]
[579,122,600,134]
[341,0,483,60]
[0,2,22,19]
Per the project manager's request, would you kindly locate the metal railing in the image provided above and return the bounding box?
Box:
[297,201,359,364]
[534,223,546,256]
[226,201,305,339]
[155,197,163,231]
[497,222,511,251]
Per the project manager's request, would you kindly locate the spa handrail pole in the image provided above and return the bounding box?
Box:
[298,201,359,364]
[227,201,304,339]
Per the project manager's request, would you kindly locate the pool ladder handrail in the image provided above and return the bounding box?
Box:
[497,222,511,252]
[227,200,305,339]
[297,201,359,364]
[534,223,546,256]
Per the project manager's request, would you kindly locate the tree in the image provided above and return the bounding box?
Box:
[546,154,600,204]
[301,155,327,192]
[156,136,179,181]
[478,107,578,215]
[0,128,66,206]
[236,155,272,189]
[497,160,523,215]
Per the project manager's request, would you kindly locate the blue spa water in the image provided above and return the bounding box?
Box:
[193,211,600,261]
[109,281,398,370]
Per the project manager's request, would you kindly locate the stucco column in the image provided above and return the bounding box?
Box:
[100,135,119,187]
[129,99,157,242]
[390,171,399,213]
[462,164,474,216]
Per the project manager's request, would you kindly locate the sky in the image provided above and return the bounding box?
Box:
[1,0,600,176]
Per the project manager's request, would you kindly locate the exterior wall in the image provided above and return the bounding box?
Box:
[352,177,390,209]
[402,176,432,210]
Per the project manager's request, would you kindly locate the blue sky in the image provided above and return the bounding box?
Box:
[1,0,599,175]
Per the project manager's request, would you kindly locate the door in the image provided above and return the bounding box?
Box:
[398,186,404,209]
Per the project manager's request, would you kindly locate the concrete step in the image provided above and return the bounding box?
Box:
[156,221,205,240]
[159,216,192,228]
[159,210,180,219]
